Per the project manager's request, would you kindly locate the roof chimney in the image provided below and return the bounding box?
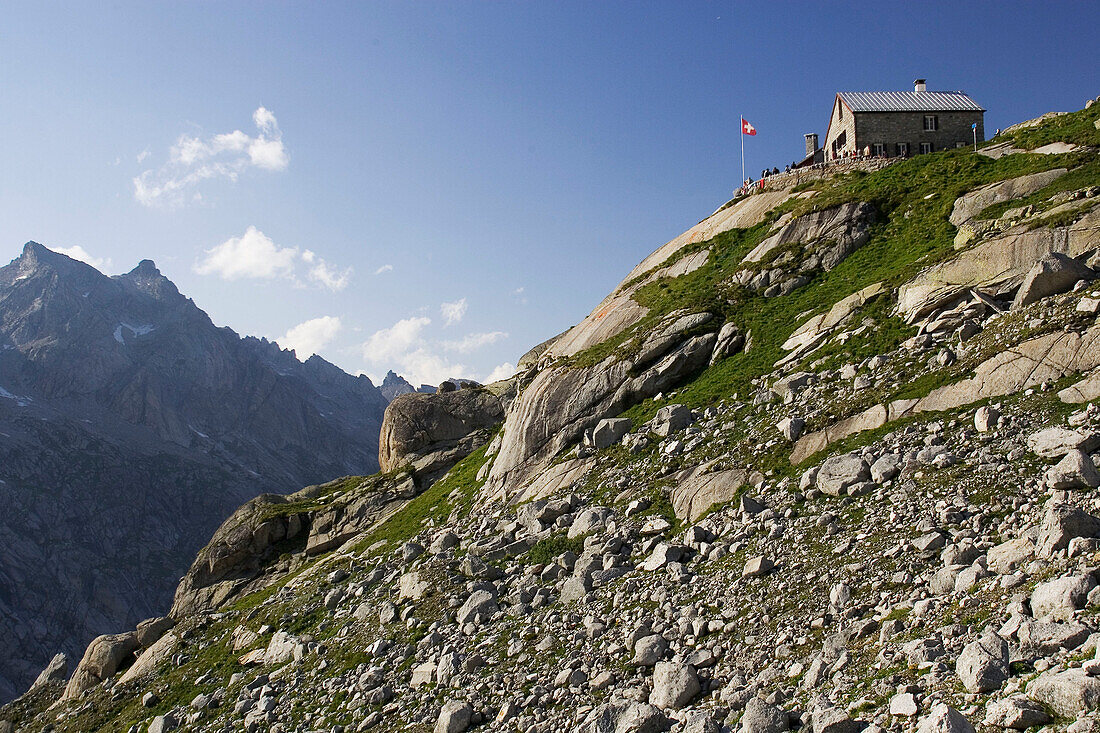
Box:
[914,78,927,92]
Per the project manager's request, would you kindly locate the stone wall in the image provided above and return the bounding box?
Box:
[852,110,984,155]
[725,157,897,205]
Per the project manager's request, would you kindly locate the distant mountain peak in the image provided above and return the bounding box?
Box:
[115,258,182,303]
[380,370,417,401]
[131,259,160,276]
[15,241,86,273]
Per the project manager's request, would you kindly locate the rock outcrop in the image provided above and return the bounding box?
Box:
[949,169,1068,226]
[378,385,510,478]
[898,206,1100,321]
[485,326,718,502]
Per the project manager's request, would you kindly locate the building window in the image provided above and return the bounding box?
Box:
[919,142,933,154]
[955,142,967,148]
[923,115,939,131]
[896,142,910,157]
[872,143,886,156]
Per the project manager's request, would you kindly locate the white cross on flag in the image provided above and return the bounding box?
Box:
[741,118,757,136]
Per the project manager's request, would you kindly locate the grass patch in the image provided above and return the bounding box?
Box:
[574,145,1085,432]
[525,534,586,565]
[977,157,1100,220]
[997,103,1100,150]
[356,445,491,552]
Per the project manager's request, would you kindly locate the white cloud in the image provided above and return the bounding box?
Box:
[253,106,278,134]
[136,149,150,163]
[511,286,529,305]
[360,315,472,387]
[194,228,350,291]
[375,264,394,275]
[396,349,469,388]
[195,227,298,280]
[442,331,508,354]
[362,317,432,364]
[440,298,468,326]
[52,245,112,272]
[484,362,517,383]
[133,106,288,208]
[302,250,351,291]
[280,316,342,359]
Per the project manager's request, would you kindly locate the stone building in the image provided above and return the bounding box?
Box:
[818,79,984,160]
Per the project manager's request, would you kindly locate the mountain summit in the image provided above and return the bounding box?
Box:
[0,244,391,701]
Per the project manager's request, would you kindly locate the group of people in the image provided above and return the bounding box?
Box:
[734,162,800,198]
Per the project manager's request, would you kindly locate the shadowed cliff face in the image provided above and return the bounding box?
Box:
[0,243,391,702]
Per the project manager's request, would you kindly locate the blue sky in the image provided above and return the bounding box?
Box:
[1,1,1096,386]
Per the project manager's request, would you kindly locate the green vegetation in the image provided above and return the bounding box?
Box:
[356,445,491,553]
[257,474,369,521]
[994,103,1100,150]
[978,157,1100,220]
[525,534,586,565]
[571,143,1091,430]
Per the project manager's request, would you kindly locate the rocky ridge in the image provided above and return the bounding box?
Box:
[4,100,1100,733]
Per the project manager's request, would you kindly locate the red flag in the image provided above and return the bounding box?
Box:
[741,118,757,136]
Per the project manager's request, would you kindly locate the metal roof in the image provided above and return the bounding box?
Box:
[838,90,984,113]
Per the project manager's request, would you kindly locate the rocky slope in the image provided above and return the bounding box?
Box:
[4,100,1100,733]
[0,245,395,702]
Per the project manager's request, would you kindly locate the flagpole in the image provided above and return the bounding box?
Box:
[740,115,745,188]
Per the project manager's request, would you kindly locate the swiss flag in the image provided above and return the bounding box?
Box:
[741,118,757,136]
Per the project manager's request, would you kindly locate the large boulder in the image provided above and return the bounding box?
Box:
[983,697,1052,729]
[586,701,669,733]
[649,661,700,710]
[1031,574,1096,621]
[812,705,863,733]
[816,454,870,496]
[1028,669,1100,716]
[744,202,876,270]
[588,418,633,449]
[1046,449,1100,489]
[1028,427,1100,458]
[653,404,695,437]
[118,632,179,684]
[1036,504,1100,556]
[987,537,1035,574]
[61,632,139,700]
[434,700,473,733]
[669,465,753,523]
[741,697,789,733]
[456,590,497,626]
[956,631,1010,693]
[915,704,975,733]
[134,617,174,648]
[378,388,506,475]
[1012,253,1095,309]
[485,331,717,503]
